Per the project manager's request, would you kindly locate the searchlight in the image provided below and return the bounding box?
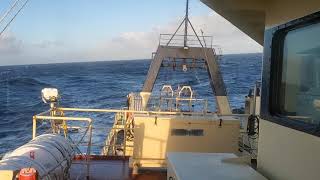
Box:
[41,88,59,105]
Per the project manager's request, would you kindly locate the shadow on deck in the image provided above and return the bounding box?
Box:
[70,155,166,180]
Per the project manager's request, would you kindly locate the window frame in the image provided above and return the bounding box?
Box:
[261,11,320,137]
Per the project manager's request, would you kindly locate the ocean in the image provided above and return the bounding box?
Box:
[0,53,262,154]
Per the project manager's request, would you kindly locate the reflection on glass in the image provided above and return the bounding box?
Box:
[280,23,320,124]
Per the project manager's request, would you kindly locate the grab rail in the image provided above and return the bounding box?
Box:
[159,34,213,48]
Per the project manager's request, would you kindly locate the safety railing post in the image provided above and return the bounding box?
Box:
[32,116,37,139]
[124,118,127,157]
[86,123,93,179]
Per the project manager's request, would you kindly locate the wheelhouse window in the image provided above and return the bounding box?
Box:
[276,23,320,125]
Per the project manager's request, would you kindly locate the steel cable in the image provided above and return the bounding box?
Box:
[0,0,30,37]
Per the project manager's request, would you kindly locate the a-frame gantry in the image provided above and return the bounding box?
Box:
[142,0,231,114]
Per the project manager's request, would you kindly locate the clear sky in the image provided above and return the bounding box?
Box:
[0,0,262,66]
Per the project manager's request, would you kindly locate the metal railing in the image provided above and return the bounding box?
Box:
[32,109,130,156]
[32,107,218,155]
[32,106,258,164]
[148,96,208,113]
[159,34,213,48]
[32,106,257,157]
[128,93,209,113]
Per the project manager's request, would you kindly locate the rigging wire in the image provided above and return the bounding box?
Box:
[0,0,21,24]
[0,0,30,37]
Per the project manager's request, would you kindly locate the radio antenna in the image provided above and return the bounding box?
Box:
[184,0,189,47]
[166,0,203,48]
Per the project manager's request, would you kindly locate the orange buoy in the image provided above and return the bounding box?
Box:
[19,168,38,180]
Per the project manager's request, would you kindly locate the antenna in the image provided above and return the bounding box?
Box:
[184,0,189,47]
[166,0,203,48]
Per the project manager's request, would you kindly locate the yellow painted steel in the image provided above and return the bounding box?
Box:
[131,115,240,168]
[32,107,249,161]
[32,116,36,140]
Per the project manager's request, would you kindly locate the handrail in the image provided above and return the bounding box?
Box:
[35,107,250,117]
[32,115,92,140]
[160,33,212,37]
[32,109,135,157]
[32,113,94,177]
[32,107,250,158]
[57,107,215,115]
[159,33,213,48]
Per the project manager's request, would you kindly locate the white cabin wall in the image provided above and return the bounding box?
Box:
[200,1,320,179]
[257,120,320,180]
[258,2,320,179]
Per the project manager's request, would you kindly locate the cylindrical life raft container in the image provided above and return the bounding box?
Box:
[0,134,74,180]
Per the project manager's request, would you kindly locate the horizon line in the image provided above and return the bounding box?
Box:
[0,52,262,67]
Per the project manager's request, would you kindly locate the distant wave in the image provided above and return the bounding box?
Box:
[0,77,52,87]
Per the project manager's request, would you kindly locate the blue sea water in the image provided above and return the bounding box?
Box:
[0,53,262,154]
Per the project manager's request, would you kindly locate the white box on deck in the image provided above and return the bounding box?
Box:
[167,152,267,180]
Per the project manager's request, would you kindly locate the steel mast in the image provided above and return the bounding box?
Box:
[184,0,189,47]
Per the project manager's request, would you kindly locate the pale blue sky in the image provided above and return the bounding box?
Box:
[0,0,262,65]
[2,0,208,45]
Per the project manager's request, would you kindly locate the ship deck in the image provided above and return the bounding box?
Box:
[70,155,166,180]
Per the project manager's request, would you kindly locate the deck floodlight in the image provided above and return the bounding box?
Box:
[182,64,188,72]
[41,88,59,104]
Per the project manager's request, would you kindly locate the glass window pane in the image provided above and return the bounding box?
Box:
[280,23,320,125]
